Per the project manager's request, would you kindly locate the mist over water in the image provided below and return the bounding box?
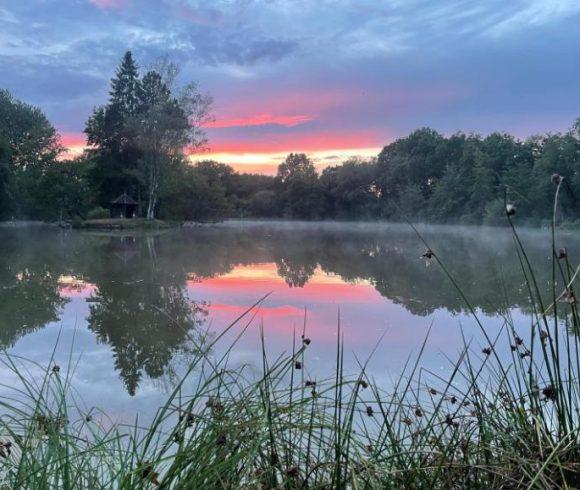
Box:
[0,221,578,421]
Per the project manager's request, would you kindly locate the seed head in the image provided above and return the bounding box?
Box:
[422,249,434,259]
[482,347,492,356]
[505,204,517,216]
[139,462,160,485]
[366,406,374,417]
[270,451,279,465]
[414,407,423,417]
[557,247,568,260]
[542,385,557,402]
[294,361,302,370]
[52,365,60,374]
[539,330,549,342]
[216,433,227,445]
[305,380,316,387]
[358,379,369,389]
[563,288,577,304]
[302,337,311,346]
[0,441,12,459]
[551,173,562,185]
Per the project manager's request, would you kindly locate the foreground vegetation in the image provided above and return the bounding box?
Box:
[0,185,578,488]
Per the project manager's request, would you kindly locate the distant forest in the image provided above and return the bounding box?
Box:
[1,51,579,226]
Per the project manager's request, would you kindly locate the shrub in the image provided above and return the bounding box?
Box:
[86,206,109,220]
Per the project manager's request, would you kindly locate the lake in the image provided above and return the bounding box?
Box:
[0,221,577,423]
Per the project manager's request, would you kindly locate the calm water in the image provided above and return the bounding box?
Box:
[0,221,578,422]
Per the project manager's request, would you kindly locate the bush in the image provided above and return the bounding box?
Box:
[86,206,109,220]
[248,190,278,217]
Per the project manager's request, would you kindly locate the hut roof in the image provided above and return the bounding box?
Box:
[111,193,138,205]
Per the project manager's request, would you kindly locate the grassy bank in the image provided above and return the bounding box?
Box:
[0,185,578,488]
[73,218,173,231]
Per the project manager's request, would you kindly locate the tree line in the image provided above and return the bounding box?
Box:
[1,51,579,225]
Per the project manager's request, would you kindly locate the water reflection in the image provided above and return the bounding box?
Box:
[86,237,211,395]
[0,222,578,401]
[0,233,68,347]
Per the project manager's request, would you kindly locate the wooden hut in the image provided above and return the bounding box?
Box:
[110,193,138,219]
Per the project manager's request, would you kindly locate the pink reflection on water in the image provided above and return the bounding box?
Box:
[186,263,454,360]
[58,275,97,298]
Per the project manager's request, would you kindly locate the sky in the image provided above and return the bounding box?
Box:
[1,0,579,175]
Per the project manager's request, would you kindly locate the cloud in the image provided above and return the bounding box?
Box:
[2,0,580,175]
[0,7,19,24]
[89,0,129,10]
[205,128,384,154]
[0,59,104,98]
[484,0,580,37]
[191,35,299,66]
[209,114,313,128]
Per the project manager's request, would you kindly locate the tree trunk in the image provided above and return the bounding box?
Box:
[146,154,157,220]
[147,165,158,220]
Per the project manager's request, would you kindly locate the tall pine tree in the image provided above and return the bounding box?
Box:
[85,51,143,208]
[109,51,141,117]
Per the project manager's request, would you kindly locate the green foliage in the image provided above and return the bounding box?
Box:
[0,138,12,219]
[31,159,94,220]
[373,124,580,224]
[320,158,379,219]
[276,153,324,219]
[85,52,212,220]
[2,63,580,226]
[247,190,279,217]
[205,120,578,224]
[0,88,65,220]
[159,161,230,222]
[85,51,145,208]
[86,206,109,220]
[0,89,61,170]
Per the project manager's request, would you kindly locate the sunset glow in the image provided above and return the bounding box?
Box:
[5,1,575,173]
[59,130,382,174]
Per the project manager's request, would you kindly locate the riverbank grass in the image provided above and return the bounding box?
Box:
[73,218,172,230]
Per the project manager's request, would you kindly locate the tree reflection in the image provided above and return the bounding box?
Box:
[88,287,209,395]
[276,257,316,288]
[86,235,211,396]
[0,230,68,347]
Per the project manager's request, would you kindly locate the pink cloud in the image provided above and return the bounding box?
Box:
[208,114,313,129]
[89,0,128,10]
[214,89,347,122]
[204,128,384,154]
[173,5,224,26]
